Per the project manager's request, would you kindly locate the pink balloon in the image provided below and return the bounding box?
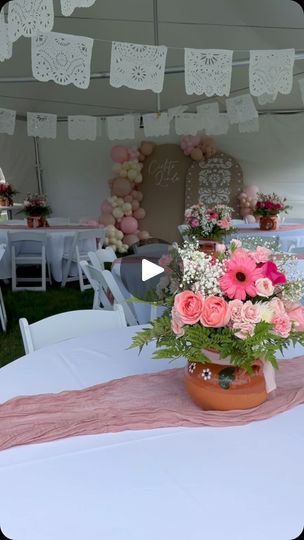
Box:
[101,200,113,214]
[245,185,260,198]
[132,200,140,211]
[131,190,143,201]
[134,208,146,220]
[111,145,129,164]
[120,216,138,234]
[112,177,132,197]
[138,230,150,240]
[123,234,139,246]
[124,195,133,203]
[246,214,256,224]
[100,213,115,226]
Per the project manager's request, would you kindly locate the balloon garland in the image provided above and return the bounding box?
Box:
[238,185,260,223]
[180,135,217,161]
[99,141,155,252]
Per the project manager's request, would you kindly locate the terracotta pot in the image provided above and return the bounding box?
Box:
[27,216,49,228]
[198,239,218,256]
[0,197,9,207]
[259,216,279,231]
[185,360,268,410]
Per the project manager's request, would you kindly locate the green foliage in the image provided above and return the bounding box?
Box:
[130,315,304,372]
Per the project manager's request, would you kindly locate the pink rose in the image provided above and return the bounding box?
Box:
[158,254,172,273]
[286,305,304,331]
[174,291,204,325]
[262,261,287,285]
[252,246,272,264]
[268,297,286,317]
[190,218,200,228]
[272,314,292,338]
[241,301,261,323]
[233,322,255,340]
[217,218,230,230]
[255,278,274,298]
[215,243,226,253]
[171,309,185,337]
[200,296,231,328]
[229,299,243,322]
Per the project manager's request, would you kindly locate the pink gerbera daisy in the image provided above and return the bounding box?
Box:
[220,253,263,301]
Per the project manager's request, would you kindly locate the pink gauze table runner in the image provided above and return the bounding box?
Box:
[1,357,304,452]
[238,224,304,232]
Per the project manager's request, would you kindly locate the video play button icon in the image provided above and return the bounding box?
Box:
[142,259,164,282]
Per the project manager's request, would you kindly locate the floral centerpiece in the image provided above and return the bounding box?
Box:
[0,182,17,206]
[254,192,291,231]
[131,240,304,410]
[184,203,235,254]
[23,193,52,228]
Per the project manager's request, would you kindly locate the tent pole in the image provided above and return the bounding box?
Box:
[153,0,161,113]
[33,137,43,194]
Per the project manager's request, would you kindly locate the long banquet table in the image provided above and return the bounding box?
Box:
[0,325,303,540]
[0,224,102,282]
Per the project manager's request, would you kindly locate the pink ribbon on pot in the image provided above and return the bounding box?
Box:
[202,349,277,394]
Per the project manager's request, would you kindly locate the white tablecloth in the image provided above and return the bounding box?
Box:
[233,225,304,252]
[0,227,97,282]
[0,326,303,540]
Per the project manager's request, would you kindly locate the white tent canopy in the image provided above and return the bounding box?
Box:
[1,0,304,220]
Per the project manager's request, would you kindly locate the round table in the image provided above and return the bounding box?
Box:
[0,326,303,540]
[233,224,304,251]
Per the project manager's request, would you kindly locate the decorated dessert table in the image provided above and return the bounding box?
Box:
[0,325,303,540]
[0,224,102,282]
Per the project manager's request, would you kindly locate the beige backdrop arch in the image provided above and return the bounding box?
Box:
[139,147,244,242]
[185,152,244,216]
[139,144,191,242]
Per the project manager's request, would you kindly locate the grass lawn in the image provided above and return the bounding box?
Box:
[0,284,94,368]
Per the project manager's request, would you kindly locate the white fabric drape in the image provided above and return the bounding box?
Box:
[68,116,97,141]
[60,0,96,16]
[0,11,13,62]
[175,113,201,135]
[249,49,295,99]
[0,109,16,135]
[143,113,171,137]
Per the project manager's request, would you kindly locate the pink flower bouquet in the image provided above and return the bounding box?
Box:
[131,240,304,373]
[0,182,17,205]
[184,203,235,241]
[254,192,291,218]
[22,193,52,217]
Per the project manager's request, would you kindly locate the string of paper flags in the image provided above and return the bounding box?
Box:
[0,1,302,104]
[0,91,286,139]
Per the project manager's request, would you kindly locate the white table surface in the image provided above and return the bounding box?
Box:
[0,325,303,540]
[0,226,98,282]
[233,225,304,252]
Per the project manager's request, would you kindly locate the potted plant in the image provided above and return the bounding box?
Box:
[23,193,52,228]
[184,204,235,255]
[131,240,304,411]
[253,192,290,230]
[0,182,17,206]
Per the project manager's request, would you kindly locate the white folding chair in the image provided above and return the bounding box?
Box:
[61,229,105,291]
[80,261,139,325]
[88,247,116,271]
[47,217,71,225]
[0,287,7,332]
[19,305,126,354]
[80,260,113,310]
[7,231,52,292]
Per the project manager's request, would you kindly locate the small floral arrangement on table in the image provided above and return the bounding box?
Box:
[254,192,290,217]
[131,240,304,409]
[184,203,235,242]
[23,193,52,217]
[0,182,17,205]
